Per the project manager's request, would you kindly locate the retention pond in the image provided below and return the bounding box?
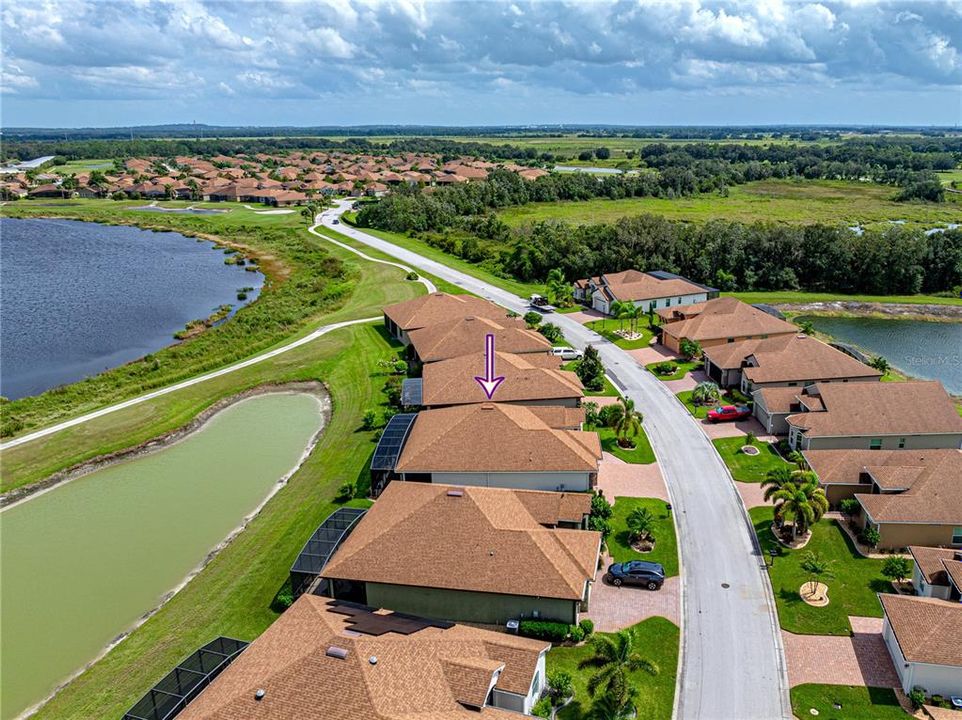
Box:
[0,391,325,720]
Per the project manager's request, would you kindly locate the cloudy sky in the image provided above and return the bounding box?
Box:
[2,0,960,128]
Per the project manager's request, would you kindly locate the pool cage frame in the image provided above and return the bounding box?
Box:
[288,506,368,599]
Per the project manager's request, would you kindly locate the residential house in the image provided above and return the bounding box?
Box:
[880,595,962,698]
[657,297,798,354]
[573,269,715,315]
[803,448,962,549]
[387,402,599,492]
[411,351,581,409]
[177,594,551,719]
[408,316,550,364]
[382,293,515,345]
[909,546,962,600]
[321,482,600,625]
[702,334,881,391]
[785,382,962,451]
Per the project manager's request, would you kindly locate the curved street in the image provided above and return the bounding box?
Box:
[319,200,791,720]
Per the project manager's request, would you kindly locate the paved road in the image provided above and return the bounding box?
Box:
[321,200,791,720]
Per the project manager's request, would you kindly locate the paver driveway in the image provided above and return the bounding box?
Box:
[782,616,899,688]
[596,454,669,501]
[587,561,681,631]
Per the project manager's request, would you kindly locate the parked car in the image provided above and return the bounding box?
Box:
[605,561,665,590]
[332,218,340,224]
[706,405,752,423]
[551,347,582,361]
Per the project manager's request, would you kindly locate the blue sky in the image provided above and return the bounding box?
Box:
[2,0,960,128]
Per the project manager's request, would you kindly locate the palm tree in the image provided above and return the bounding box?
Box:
[691,380,720,406]
[618,303,639,334]
[766,477,828,540]
[870,355,890,375]
[585,683,641,720]
[609,300,624,330]
[614,396,643,448]
[579,629,658,702]
[626,507,654,544]
[800,551,835,597]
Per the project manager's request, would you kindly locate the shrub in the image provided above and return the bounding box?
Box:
[745,432,757,445]
[882,556,912,584]
[691,380,721,405]
[523,311,543,328]
[519,620,570,643]
[576,345,605,391]
[859,526,881,548]
[653,361,678,376]
[336,481,356,502]
[839,498,860,517]
[361,409,380,430]
[590,491,613,520]
[599,403,624,428]
[405,271,419,281]
[538,322,563,343]
[909,687,927,710]
[680,338,702,360]
[588,515,611,539]
[548,670,574,704]
[578,619,594,637]
[568,625,585,643]
[532,696,552,718]
[582,400,600,428]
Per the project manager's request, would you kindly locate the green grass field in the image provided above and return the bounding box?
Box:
[712,437,792,483]
[46,158,116,174]
[646,359,702,381]
[548,618,679,720]
[937,169,962,186]
[751,507,891,635]
[498,179,962,231]
[596,426,656,464]
[727,290,962,307]
[608,497,679,577]
[584,320,655,349]
[790,685,908,719]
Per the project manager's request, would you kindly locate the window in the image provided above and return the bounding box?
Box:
[727,337,735,343]
[898,438,906,449]
[952,527,962,545]
[870,439,882,450]
[531,670,541,695]
[788,382,798,387]
[666,298,672,307]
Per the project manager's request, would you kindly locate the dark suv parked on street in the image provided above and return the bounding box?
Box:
[605,560,665,590]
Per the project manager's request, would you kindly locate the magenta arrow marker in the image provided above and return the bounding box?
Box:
[474,333,505,399]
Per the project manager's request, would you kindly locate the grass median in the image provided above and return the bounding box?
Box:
[712,437,792,483]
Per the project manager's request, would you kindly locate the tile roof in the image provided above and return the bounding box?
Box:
[395,403,601,474]
[421,351,583,407]
[909,546,960,585]
[706,334,881,384]
[753,386,805,414]
[382,293,514,332]
[942,559,962,591]
[178,595,546,720]
[880,594,962,667]
[322,482,601,601]
[598,269,706,303]
[660,297,798,343]
[409,316,550,363]
[787,382,962,439]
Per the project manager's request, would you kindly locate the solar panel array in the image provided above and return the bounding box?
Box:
[289,506,367,597]
[122,637,248,720]
[400,378,423,407]
[370,412,417,472]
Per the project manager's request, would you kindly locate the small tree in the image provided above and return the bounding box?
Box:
[361,409,379,430]
[523,311,543,328]
[679,338,702,360]
[335,480,356,501]
[797,319,815,335]
[860,526,881,548]
[882,556,912,585]
[599,403,624,428]
[800,551,835,597]
[583,400,600,428]
[869,355,890,374]
[626,507,655,544]
[577,345,606,391]
[614,396,643,448]
[538,323,563,344]
[547,670,574,706]
[838,498,860,517]
[546,268,573,307]
[691,381,721,406]
[745,432,757,446]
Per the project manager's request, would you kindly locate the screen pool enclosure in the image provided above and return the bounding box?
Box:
[289,505,368,598]
[369,412,417,497]
[122,636,248,720]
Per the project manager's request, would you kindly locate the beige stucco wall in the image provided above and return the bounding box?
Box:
[875,522,961,551]
[420,471,593,492]
[365,582,580,625]
[800,433,962,452]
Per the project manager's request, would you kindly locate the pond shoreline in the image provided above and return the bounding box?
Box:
[778,300,962,323]
[8,383,330,720]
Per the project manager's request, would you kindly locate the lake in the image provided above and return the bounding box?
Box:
[803,316,962,394]
[0,218,264,400]
[0,392,324,720]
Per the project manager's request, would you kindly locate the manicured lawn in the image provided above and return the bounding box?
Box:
[565,361,620,397]
[646,359,701,381]
[790,684,909,720]
[608,497,679,577]
[555,305,585,314]
[712,437,792,483]
[499,179,962,232]
[726,290,962,307]
[548,618,679,720]
[596,426,656,465]
[675,389,744,419]
[751,507,892,636]
[584,319,655,350]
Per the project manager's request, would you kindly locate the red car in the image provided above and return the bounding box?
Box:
[706,405,752,423]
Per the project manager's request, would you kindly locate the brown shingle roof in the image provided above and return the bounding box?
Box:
[178,595,546,720]
[880,595,962,667]
[942,559,962,591]
[754,386,805,414]
[421,351,583,407]
[514,490,592,526]
[409,317,550,363]
[661,297,798,344]
[787,382,962,439]
[395,403,601,474]
[383,293,513,332]
[322,482,600,601]
[909,546,959,586]
[599,269,705,304]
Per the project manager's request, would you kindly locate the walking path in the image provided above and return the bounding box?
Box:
[320,201,791,720]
